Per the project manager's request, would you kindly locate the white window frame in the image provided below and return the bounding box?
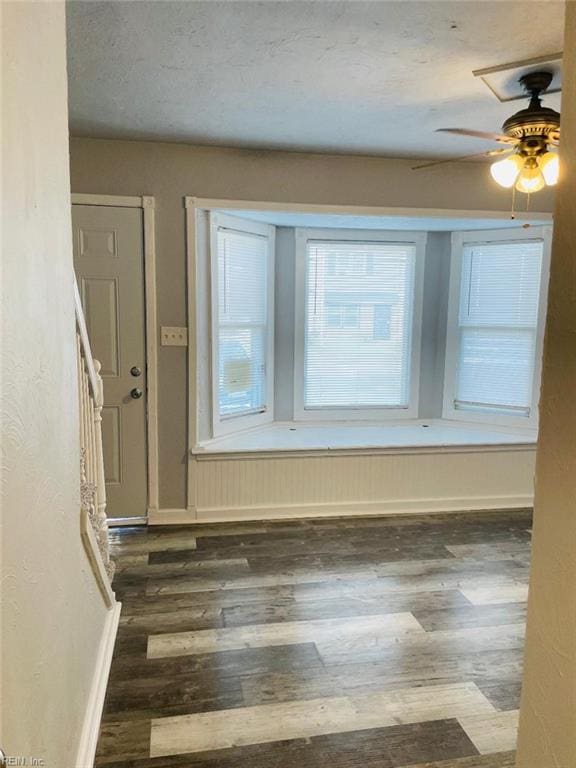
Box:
[442,226,552,428]
[293,228,427,421]
[210,212,275,437]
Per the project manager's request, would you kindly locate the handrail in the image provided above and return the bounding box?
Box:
[74,277,116,608]
[74,281,101,405]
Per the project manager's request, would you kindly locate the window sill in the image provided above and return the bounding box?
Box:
[193,419,537,459]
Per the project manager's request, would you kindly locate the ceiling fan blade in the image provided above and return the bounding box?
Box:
[412,147,513,171]
[436,128,518,145]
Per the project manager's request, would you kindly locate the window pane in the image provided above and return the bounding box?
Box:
[460,241,542,327]
[457,328,536,411]
[218,230,267,325]
[455,239,544,415]
[304,241,416,409]
[216,227,269,420]
[218,327,265,417]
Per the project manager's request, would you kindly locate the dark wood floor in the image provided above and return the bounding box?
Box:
[96,510,531,767]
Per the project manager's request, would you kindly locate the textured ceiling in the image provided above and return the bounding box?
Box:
[66,0,565,159]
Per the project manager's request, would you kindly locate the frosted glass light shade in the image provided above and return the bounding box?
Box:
[515,166,546,193]
[490,155,523,188]
[539,152,560,186]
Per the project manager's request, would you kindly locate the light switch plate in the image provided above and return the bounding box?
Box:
[161,326,188,346]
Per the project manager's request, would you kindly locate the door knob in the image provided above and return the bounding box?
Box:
[130,388,143,400]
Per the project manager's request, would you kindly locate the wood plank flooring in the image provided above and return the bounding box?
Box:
[97,510,531,767]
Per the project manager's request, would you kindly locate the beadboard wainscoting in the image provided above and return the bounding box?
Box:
[149,447,535,524]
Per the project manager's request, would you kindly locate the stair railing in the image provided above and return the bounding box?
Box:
[74,279,116,607]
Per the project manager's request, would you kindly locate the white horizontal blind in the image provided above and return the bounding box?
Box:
[215,227,269,420]
[454,239,544,416]
[304,240,416,409]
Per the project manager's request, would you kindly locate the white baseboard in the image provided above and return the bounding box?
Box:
[108,516,148,527]
[147,508,198,525]
[76,601,121,768]
[148,496,533,525]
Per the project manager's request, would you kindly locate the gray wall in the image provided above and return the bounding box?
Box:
[70,137,555,508]
[274,227,297,420]
[418,232,451,419]
[2,3,109,764]
[516,5,576,764]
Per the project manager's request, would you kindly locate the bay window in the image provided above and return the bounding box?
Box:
[199,208,550,445]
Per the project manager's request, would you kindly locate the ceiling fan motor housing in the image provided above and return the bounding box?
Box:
[502,70,560,143]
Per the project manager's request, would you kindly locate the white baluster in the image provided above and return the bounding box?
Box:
[93,359,114,579]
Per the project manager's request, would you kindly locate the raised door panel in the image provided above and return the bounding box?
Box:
[80,277,120,377]
[79,226,119,260]
[101,406,122,485]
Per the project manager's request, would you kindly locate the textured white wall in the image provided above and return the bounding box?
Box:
[1,3,108,765]
[516,3,576,766]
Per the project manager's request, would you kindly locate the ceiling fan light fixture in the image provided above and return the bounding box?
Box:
[432,70,563,196]
[538,151,560,185]
[490,154,523,187]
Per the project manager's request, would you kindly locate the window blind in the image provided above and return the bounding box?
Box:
[215,227,269,419]
[303,240,417,410]
[454,239,544,416]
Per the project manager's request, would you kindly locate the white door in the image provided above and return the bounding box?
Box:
[72,204,148,521]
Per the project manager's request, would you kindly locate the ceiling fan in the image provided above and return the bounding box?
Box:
[414,70,560,193]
